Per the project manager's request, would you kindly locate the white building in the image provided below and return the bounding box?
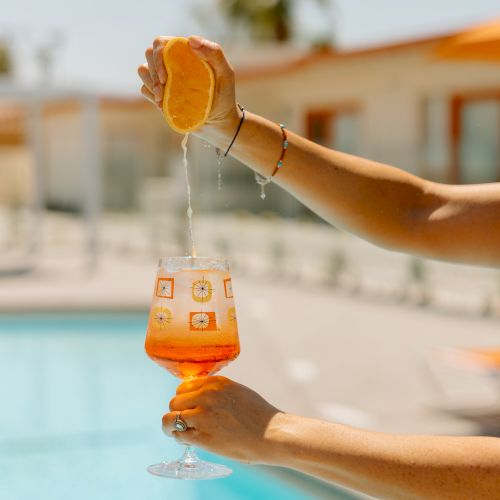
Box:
[1,27,500,218]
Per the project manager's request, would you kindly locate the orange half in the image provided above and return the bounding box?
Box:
[162,37,215,133]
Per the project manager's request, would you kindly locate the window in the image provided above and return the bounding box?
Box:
[422,97,450,182]
[451,94,500,184]
[307,107,361,155]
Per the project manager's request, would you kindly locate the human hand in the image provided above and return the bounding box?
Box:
[137,36,240,139]
[163,376,284,464]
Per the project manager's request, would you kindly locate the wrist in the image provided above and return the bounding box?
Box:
[194,105,242,149]
[262,412,298,467]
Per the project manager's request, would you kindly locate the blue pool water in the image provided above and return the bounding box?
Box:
[0,314,357,500]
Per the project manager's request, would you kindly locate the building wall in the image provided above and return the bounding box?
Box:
[12,43,500,216]
[99,103,173,211]
[43,104,84,211]
[42,101,176,212]
[185,45,500,216]
[0,146,32,205]
[234,45,500,180]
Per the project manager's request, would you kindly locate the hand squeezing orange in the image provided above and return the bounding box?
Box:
[162,37,215,133]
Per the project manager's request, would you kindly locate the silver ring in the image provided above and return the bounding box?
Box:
[173,412,188,432]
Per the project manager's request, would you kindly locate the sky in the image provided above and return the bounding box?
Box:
[2,0,500,93]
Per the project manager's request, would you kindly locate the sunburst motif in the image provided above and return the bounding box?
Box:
[190,311,217,331]
[156,278,174,299]
[191,312,210,329]
[192,279,213,303]
[227,306,237,323]
[152,306,173,328]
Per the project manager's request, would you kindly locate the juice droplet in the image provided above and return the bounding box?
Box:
[216,150,224,191]
[254,172,270,201]
[217,166,223,191]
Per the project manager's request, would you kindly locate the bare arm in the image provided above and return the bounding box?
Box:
[166,377,500,500]
[203,111,500,266]
[139,36,500,267]
[270,413,500,500]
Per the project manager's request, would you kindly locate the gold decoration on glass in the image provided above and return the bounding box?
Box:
[152,306,173,329]
[227,306,236,323]
[192,278,213,303]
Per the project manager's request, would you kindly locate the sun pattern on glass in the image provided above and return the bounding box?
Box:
[192,278,213,303]
[152,306,173,328]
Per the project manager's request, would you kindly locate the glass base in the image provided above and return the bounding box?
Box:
[147,446,232,480]
[147,459,232,480]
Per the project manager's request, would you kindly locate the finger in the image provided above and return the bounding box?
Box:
[153,36,173,84]
[145,47,162,102]
[177,375,230,395]
[176,377,208,395]
[188,36,234,78]
[169,389,204,411]
[140,85,160,109]
[162,408,199,436]
[137,64,154,93]
[172,428,198,446]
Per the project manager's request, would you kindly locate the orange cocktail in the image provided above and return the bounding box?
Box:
[145,262,240,379]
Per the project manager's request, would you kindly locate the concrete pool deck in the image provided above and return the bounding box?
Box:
[1,250,499,439]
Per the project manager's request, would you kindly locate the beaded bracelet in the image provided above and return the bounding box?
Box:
[255,123,288,200]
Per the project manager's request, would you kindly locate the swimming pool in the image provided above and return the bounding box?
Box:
[0,313,359,500]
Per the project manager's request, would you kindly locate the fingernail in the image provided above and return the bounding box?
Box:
[159,69,166,84]
[188,36,204,49]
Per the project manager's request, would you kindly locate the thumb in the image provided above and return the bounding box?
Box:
[188,35,233,77]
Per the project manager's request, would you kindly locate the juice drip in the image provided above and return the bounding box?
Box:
[254,172,271,200]
[202,141,223,190]
[181,133,197,257]
[217,157,224,191]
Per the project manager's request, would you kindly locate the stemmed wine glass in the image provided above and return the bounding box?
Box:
[145,256,240,479]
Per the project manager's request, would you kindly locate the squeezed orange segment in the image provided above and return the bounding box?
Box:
[162,37,215,133]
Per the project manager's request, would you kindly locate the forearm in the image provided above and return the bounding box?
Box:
[198,111,429,252]
[265,413,500,499]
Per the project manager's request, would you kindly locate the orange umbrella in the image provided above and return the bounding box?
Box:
[435,17,500,62]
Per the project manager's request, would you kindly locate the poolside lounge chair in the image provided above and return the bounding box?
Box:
[424,347,500,435]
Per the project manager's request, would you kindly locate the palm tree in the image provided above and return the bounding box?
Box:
[218,0,331,43]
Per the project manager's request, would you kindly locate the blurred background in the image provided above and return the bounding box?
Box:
[1,1,500,499]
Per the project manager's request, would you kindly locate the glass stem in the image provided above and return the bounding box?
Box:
[180,446,199,467]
